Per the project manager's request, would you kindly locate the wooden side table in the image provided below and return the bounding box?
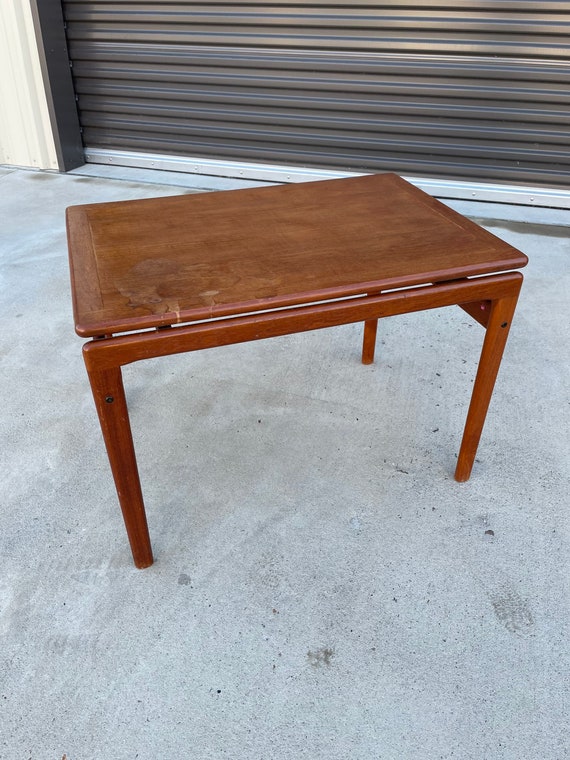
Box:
[67,174,527,567]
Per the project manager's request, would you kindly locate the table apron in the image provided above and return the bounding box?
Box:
[83,272,523,372]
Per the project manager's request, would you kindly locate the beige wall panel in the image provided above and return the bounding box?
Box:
[0,0,58,170]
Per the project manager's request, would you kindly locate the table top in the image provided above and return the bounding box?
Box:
[67,173,528,337]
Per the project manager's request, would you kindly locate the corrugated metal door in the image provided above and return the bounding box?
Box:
[63,1,570,188]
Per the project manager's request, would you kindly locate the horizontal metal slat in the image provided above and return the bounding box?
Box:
[79,116,570,165]
[63,7,570,34]
[74,78,570,120]
[76,94,570,134]
[66,24,570,59]
[64,1,570,10]
[84,130,569,184]
[66,43,570,82]
[70,62,570,108]
[78,104,570,145]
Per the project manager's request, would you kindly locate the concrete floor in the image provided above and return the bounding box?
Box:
[0,165,568,760]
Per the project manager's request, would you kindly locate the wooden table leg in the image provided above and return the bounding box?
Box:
[362,319,379,364]
[455,291,521,482]
[85,363,154,568]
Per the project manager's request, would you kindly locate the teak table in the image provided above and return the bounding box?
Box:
[67,173,527,568]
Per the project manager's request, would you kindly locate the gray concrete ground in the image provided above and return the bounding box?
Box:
[0,166,568,760]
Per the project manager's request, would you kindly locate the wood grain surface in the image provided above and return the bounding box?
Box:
[67,173,527,337]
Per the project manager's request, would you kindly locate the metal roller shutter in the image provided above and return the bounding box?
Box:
[63,1,570,188]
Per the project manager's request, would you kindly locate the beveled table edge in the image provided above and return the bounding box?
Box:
[67,173,528,338]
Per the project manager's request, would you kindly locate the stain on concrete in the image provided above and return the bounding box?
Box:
[177,573,192,586]
[307,646,335,667]
[349,516,362,532]
[490,586,534,635]
[27,171,59,181]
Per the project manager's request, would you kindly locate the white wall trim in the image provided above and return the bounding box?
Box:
[0,0,58,170]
